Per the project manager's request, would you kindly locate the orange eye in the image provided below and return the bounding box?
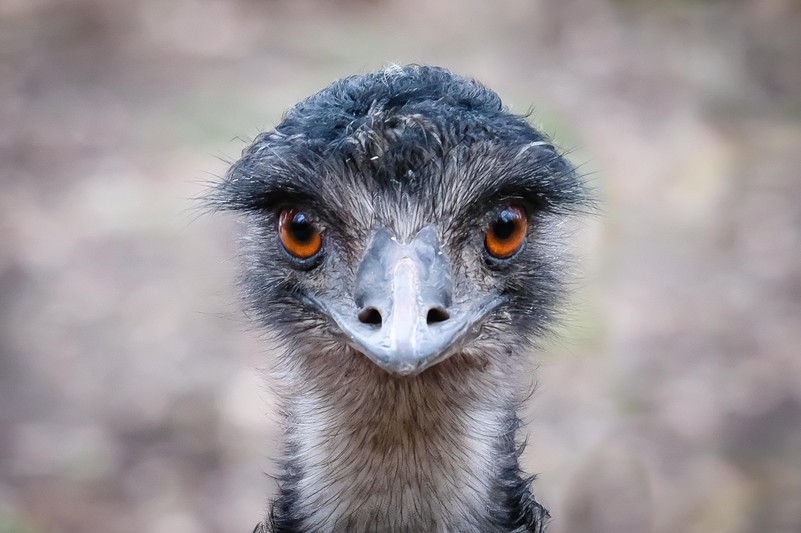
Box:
[278,208,322,260]
[485,205,527,259]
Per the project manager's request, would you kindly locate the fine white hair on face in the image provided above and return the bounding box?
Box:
[516,140,554,158]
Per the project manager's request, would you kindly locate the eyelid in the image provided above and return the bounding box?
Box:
[274,204,324,227]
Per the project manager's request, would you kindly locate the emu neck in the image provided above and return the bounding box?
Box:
[268,351,540,532]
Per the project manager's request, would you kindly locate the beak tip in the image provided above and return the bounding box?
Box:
[392,364,421,377]
[366,348,444,377]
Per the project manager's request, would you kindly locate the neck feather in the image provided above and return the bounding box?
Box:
[264,348,548,533]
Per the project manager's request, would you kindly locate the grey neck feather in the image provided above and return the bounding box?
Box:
[264,346,541,533]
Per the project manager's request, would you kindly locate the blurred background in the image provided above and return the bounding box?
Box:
[1,0,800,532]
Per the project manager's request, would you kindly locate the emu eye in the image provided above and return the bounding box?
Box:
[278,208,322,260]
[485,205,527,259]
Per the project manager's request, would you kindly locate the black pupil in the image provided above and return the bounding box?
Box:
[290,213,315,243]
[493,210,519,241]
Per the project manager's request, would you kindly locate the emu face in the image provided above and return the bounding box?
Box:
[215,65,585,378]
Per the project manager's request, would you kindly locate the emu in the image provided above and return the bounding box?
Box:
[212,65,588,533]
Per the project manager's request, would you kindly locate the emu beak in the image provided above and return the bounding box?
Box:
[316,226,502,376]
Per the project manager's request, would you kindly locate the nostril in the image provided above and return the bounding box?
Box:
[426,307,450,325]
[358,307,383,326]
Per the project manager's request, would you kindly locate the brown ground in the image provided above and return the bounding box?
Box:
[1,1,800,532]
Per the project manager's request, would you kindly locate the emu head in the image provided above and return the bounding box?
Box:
[214,65,586,379]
